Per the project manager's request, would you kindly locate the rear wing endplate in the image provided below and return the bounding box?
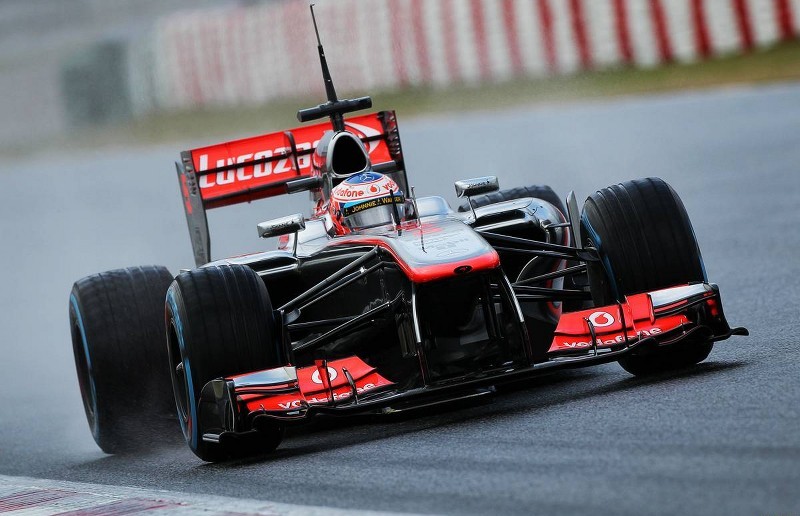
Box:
[176,111,406,266]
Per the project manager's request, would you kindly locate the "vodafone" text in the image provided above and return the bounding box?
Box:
[275,383,377,410]
[562,327,662,348]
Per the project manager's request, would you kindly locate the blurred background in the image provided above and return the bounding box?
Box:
[0,0,223,149]
[2,0,799,154]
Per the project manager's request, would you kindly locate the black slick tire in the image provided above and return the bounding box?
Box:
[69,265,176,454]
[165,264,285,462]
[581,177,713,376]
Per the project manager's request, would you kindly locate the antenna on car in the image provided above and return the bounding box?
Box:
[297,4,373,131]
[311,4,338,106]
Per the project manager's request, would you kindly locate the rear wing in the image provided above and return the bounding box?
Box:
[176,110,406,266]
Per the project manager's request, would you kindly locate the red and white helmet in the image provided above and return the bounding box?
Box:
[328,171,405,232]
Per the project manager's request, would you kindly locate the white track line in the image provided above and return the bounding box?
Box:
[0,474,418,516]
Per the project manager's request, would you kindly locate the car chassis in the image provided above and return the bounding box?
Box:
[70,7,747,461]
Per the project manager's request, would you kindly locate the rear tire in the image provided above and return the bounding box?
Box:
[581,177,712,376]
[69,265,176,454]
[165,264,285,462]
[457,184,565,215]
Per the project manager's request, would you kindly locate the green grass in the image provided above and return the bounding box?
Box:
[8,40,800,156]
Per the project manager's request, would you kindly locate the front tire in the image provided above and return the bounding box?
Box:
[581,177,712,376]
[69,265,176,453]
[166,264,285,462]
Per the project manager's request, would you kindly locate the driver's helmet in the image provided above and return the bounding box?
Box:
[329,171,405,231]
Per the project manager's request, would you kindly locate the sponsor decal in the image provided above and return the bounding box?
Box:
[333,174,400,204]
[277,399,305,410]
[344,171,383,185]
[240,356,395,414]
[311,366,338,384]
[194,117,385,191]
[269,220,294,230]
[197,142,315,189]
[306,383,377,405]
[588,311,615,328]
[341,195,404,217]
[274,383,380,410]
[561,327,662,348]
[337,188,366,198]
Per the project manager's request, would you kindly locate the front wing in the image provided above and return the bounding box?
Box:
[195,282,746,448]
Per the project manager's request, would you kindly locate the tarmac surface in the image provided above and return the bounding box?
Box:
[1,83,798,515]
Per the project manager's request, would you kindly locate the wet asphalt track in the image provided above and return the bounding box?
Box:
[1,83,799,515]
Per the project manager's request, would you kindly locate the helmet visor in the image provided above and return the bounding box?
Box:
[342,194,405,230]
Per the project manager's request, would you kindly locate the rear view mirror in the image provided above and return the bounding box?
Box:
[257,213,306,239]
[454,176,499,198]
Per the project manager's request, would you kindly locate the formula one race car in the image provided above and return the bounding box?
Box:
[68,9,747,461]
